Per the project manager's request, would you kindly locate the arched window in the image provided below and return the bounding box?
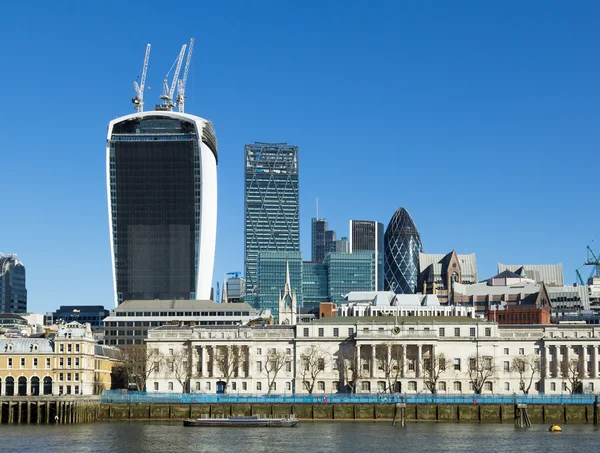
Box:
[18,376,27,396]
[454,381,462,392]
[31,376,40,396]
[377,381,386,392]
[43,376,53,395]
[5,377,14,396]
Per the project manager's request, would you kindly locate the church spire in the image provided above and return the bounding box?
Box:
[284,257,291,296]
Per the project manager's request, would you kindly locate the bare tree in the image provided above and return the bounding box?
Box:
[510,355,541,394]
[375,343,403,393]
[214,345,247,393]
[165,346,193,393]
[300,346,329,393]
[467,355,496,394]
[93,372,106,395]
[422,353,448,394]
[263,348,291,393]
[120,344,160,391]
[337,343,363,393]
[561,357,583,394]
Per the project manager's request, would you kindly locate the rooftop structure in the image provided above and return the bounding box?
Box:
[498,263,564,287]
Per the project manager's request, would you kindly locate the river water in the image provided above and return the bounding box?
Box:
[0,422,597,452]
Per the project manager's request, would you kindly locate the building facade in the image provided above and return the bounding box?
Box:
[0,254,27,313]
[325,252,376,305]
[384,208,423,294]
[102,300,265,346]
[311,218,328,263]
[418,250,478,304]
[146,319,600,396]
[349,220,384,291]
[0,322,120,396]
[106,111,218,305]
[256,252,303,315]
[45,305,110,329]
[244,143,300,301]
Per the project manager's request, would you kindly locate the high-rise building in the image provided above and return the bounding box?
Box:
[0,254,27,313]
[326,251,376,304]
[302,261,329,311]
[106,111,218,305]
[349,220,385,290]
[256,251,303,315]
[311,218,328,263]
[384,208,423,294]
[244,143,300,299]
[224,275,246,303]
[335,237,349,253]
[325,230,337,256]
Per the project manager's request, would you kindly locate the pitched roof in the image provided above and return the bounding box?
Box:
[419,252,477,278]
[498,263,564,286]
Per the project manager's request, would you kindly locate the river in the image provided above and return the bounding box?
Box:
[0,421,596,452]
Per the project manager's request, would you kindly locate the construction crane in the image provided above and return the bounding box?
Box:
[157,44,187,111]
[575,245,600,285]
[132,44,151,112]
[176,38,194,113]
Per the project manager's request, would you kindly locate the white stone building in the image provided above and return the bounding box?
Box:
[146,317,600,396]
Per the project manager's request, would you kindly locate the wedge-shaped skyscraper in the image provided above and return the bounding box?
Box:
[106,111,218,305]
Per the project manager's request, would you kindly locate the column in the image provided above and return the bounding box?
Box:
[564,345,570,382]
[417,344,422,378]
[197,346,204,377]
[371,345,376,378]
[356,345,361,378]
[593,346,598,379]
[581,345,587,377]
[401,345,406,378]
[543,345,550,379]
[387,344,392,376]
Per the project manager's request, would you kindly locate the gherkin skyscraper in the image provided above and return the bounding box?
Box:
[384,207,423,294]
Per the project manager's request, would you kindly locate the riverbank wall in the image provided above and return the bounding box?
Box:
[97,402,597,424]
[0,396,100,424]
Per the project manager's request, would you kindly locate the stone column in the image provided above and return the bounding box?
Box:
[401,345,406,378]
[593,346,598,379]
[543,345,550,379]
[581,345,587,377]
[417,344,422,378]
[387,344,392,374]
[197,346,204,377]
[564,345,570,379]
[356,345,361,378]
[371,345,376,378]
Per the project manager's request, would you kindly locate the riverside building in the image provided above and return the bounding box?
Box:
[146,317,600,396]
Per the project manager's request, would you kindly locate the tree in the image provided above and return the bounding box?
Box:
[467,355,496,394]
[300,345,328,393]
[375,343,403,393]
[214,345,247,393]
[561,357,583,394]
[263,348,291,393]
[422,353,448,394]
[120,344,160,391]
[165,346,194,393]
[510,355,541,394]
[337,343,363,393]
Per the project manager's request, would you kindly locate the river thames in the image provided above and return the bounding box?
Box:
[0,422,597,452]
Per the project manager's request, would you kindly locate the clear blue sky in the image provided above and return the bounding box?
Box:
[1,1,599,313]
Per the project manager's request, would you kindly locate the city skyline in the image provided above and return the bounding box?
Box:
[1,1,599,312]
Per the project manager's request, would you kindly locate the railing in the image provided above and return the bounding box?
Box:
[100,390,598,405]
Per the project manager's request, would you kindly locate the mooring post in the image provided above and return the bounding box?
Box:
[594,395,598,426]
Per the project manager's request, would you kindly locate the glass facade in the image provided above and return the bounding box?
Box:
[256,252,303,315]
[244,143,300,299]
[349,220,385,290]
[311,218,328,263]
[108,114,217,304]
[0,255,27,313]
[325,252,376,304]
[384,208,423,294]
[302,262,329,311]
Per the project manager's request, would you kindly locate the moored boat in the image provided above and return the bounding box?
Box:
[183,415,300,428]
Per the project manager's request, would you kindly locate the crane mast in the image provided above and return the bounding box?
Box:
[157,44,187,111]
[132,44,151,112]
[177,38,195,113]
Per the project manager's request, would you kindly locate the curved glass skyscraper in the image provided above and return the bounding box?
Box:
[384,207,423,294]
[106,111,218,306]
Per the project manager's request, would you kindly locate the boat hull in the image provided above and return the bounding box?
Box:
[183,418,299,428]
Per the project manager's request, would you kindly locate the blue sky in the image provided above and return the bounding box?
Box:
[1,1,599,313]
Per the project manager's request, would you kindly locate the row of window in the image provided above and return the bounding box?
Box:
[304,327,353,338]
[57,372,81,382]
[113,311,250,318]
[58,344,81,353]
[302,326,495,338]
[6,357,52,369]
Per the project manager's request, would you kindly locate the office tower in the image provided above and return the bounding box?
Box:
[224,275,246,303]
[0,254,27,313]
[106,111,218,305]
[256,251,303,314]
[384,207,423,294]
[325,251,376,304]
[244,143,300,299]
[325,230,337,256]
[302,261,329,311]
[335,237,349,253]
[311,218,328,263]
[349,220,385,290]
